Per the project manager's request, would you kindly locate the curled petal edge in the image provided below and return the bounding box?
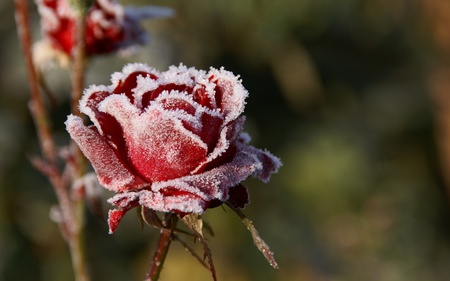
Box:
[65,115,147,192]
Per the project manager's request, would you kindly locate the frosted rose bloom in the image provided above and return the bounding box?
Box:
[66,64,281,233]
[35,0,173,56]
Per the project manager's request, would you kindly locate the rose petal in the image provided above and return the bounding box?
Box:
[209,68,248,122]
[193,116,245,173]
[138,190,206,214]
[199,111,224,152]
[99,96,208,182]
[107,194,140,234]
[141,83,194,109]
[239,143,283,183]
[80,89,133,163]
[192,85,214,109]
[113,71,157,104]
[151,145,276,208]
[158,92,197,115]
[65,115,146,192]
[107,191,141,233]
[108,209,126,234]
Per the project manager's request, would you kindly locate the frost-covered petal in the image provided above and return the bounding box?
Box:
[194,116,245,173]
[99,97,208,182]
[199,111,224,152]
[209,67,248,122]
[65,115,146,192]
[107,193,140,233]
[108,209,126,234]
[107,191,141,233]
[113,71,157,105]
[239,142,283,183]
[111,63,159,88]
[156,90,198,115]
[151,144,279,211]
[139,190,206,214]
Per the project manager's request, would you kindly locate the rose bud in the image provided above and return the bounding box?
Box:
[66,63,282,233]
[35,0,173,60]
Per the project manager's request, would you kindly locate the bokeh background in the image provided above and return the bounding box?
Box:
[2,0,450,280]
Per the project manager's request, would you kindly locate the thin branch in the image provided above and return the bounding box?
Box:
[14,0,56,163]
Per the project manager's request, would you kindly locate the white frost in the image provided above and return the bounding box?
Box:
[110,63,159,87]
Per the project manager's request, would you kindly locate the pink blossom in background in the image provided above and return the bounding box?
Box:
[66,63,282,233]
[35,0,173,56]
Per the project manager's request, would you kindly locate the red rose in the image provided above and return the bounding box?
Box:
[36,0,173,55]
[66,64,281,233]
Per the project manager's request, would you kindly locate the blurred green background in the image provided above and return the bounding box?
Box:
[3,0,450,280]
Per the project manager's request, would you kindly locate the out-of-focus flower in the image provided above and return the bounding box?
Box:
[66,63,281,233]
[34,0,173,65]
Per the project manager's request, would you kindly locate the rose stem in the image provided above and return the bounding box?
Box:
[14,0,56,163]
[68,1,91,281]
[70,0,88,117]
[144,214,176,281]
[14,1,90,281]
